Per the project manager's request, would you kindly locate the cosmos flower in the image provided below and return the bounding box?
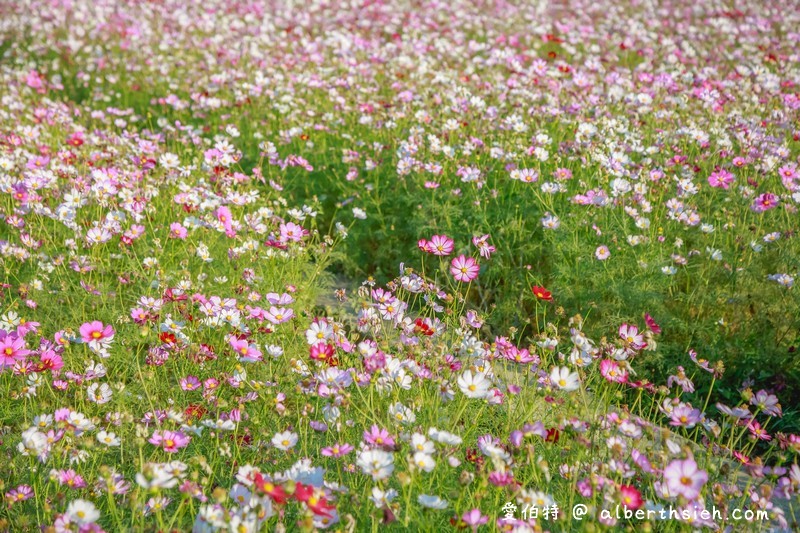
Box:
[662,458,707,500]
[600,359,628,384]
[619,485,643,510]
[417,494,448,509]
[595,245,611,260]
[321,443,354,457]
[272,431,299,451]
[450,255,480,282]
[0,332,30,368]
[423,234,454,256]
[79,321,114,345]
[66,499,100,525]
[357,449,395,481]
[531,285,552,301]
[457,370,492,399]
[549,366,580,392]
[149,431,191,453]
[707,169,734,189]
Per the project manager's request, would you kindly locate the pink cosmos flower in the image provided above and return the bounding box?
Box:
[39,350,63,373]
[25,70,44,91]
[79,321,114,344]
[748,421,772,441]
[363,425,395,448]
[180,376,201,391]
[450,255,480,282]
[600,359,628,383]
[0,332,30,368]
[779,164,798,191]
[320,443,354,457]
[57,469,87,489]
[149,430,190,453]
[505,347,539,364]
[279,222,306,243]
[424,234,454,256]
[472,234,495,259]
[309,342,334,362]
[707,169,733,189]
[669,405,702,428]
[462,509,489,529]
[229,337,262,362]
[487,471,515,487]
[11,184,28,204]
[131,308,150,324]
[618,324,645,350]
[169,222,188,239]
[215,206,236,237]
[595,245,611,260]
[663,458,707,500]
[5,484,33,504]
[265,307,294,325]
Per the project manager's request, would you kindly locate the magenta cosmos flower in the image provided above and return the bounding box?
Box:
[0,332,30,368]
[78,321,114,344]
[751,192,779,212]
[450,255,480,282]
[663,457,707,500]
[707,169,734,189]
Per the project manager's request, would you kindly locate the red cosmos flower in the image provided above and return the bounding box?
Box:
[414,318,434,336]
[66,132,84,147]
[644,313,661,334]
[184,404,207,421]
[531,286,552,301]
[294,483,335,517]
[253,473,288,504]
[619,485,643,510]
[159,332,177,345]
[545,428,560,443]
[293,482,314,502]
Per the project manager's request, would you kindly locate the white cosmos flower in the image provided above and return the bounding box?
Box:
[412,452,436,472]
[370,486,398,507]
[418,494,448,509]
[87,383,113,404]
[357,449,395,481]
[388,402,415,425]
[97,430,120,447]
[427,427,463,446]
[457,370,491,399]
[18,427,49,457]
[549,366,580,392]
[410,433,435,455]
[66,499,100,524]
[271,431,298,451]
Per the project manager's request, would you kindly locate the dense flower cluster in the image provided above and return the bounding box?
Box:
[0,0,799,531]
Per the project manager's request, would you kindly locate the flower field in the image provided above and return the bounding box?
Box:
[1,0,799,531]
